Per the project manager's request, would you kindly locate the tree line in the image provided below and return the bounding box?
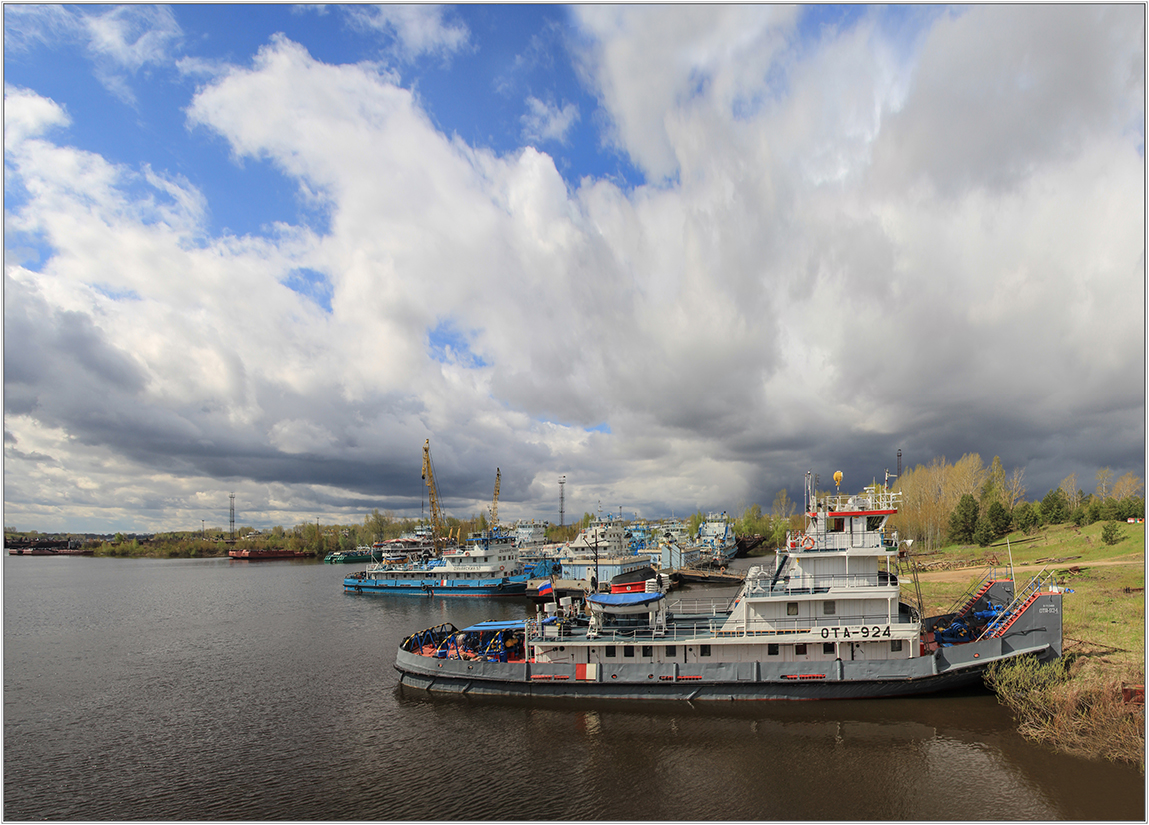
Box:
[891,454,1144,550]
[717,455,1143,554]
[11,454,1144,558]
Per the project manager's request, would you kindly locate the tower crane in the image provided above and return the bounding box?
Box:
[421,439,448,555]
[490,468,500,532]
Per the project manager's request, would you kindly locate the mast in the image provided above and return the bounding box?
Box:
[490,468,500,532]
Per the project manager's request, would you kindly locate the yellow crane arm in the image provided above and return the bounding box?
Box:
[491,468,500,531]
[422,439,447,554]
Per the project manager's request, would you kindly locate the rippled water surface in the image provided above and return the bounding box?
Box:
[4,556,1144,820]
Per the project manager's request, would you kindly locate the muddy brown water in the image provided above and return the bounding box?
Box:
[4,555,1144,820]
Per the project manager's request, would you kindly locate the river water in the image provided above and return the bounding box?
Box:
[4,555,1144,821]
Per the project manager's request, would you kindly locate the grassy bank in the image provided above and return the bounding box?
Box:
[906,520,1145,769]
[986,655,1144,770]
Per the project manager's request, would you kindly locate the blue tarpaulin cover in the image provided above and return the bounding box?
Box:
[586,592,664,606]
[461,620,527,631]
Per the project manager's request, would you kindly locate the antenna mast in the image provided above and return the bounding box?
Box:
[559,475,566,527]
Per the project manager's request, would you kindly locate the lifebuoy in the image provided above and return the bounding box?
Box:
[500,565,505,571]
[802,536,815,550]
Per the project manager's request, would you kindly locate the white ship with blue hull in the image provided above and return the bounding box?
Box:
[395,469,1065,699]
[346,530,550,597]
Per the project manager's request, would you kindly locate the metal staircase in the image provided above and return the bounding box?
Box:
[942,568,1002,619]
[977,568,1054,641]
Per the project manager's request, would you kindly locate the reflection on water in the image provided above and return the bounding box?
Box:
[395,685,1143,821]
[4,556,1144,821]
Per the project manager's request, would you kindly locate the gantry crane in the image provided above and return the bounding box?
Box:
[421,439,448,555]
[490,468,500,532]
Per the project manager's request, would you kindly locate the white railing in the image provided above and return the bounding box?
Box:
[786,533,896,552]
[815,486,901,513]
[745,572,899,595]
[563,611,916,643]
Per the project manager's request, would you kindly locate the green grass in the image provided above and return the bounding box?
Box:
[1059,564,1145,666]
[909,522,1145,660]
[933,519,1145,565]
[907,521,1145,767]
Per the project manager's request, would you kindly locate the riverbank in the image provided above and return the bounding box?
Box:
[907,520,1145,769]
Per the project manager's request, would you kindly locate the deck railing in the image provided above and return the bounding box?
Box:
[787,534,898,552]
[814,487,901,513]
[745,571,899,595]
[563,603,915,643]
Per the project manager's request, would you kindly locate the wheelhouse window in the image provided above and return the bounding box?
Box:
[642,645,653,658]
[823,601,835,615]
[823,643,835,655]
[666,645,677,657]
[700,644,712,657]
[767,644,779,656]
[891,639,903,652]
[604,646,616,658]
[623,646,635,658]
[795,644,807,656]
[786,602,798,616]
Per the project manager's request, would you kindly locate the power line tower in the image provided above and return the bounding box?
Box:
[229,493,236,542]
[559,476,566,527]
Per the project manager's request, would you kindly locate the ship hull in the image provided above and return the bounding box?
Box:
[395,643,1055,700]
[229,550,313,560]
[344,578,527,597]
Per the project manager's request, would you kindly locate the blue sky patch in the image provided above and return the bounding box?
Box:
[283,268,333,313]
[93,285,142,302]
[427,318,488,368]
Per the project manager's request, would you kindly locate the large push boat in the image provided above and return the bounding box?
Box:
[395,470,1065,700]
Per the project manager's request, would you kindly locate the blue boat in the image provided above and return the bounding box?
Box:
[695,511,738,564]
[344,530,550,597]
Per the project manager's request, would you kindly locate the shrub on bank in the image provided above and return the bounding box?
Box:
[986,655,1145,771]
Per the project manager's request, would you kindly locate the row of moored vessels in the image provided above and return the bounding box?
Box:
[393,470,1066,700]
[342,511,738,599]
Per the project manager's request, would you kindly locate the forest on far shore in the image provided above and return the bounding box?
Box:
[5,453,1144,558]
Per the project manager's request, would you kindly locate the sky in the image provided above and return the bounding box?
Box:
[4,4,1145,534]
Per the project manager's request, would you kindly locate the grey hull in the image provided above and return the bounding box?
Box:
[395,643,1054,701]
